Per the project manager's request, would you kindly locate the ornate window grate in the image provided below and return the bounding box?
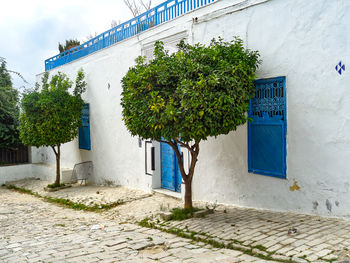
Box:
[250,78,286,120]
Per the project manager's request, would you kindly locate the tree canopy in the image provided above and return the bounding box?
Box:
[19,70,86,185]
[121,37,260,208]
[58,39,81,53]
[122,38,260,143]
[0,59,12,87]
[0,59,20,149]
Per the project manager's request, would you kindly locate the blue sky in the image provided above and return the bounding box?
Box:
[0,0,163,91]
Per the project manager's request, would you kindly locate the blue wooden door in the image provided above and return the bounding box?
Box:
[248,77,287,178]
[160,142,182,192]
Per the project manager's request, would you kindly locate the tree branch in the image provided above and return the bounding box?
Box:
[167,140,188,183]
[124,0,141,17]
[155,139,170,145]
[51,146,57,156]
[139,0,152,10]
[188,139,200,182]
[175,139,195,155]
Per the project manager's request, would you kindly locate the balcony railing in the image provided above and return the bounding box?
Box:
[45,0,215,71]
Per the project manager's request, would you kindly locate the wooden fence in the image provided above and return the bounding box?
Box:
[0,145,29,165]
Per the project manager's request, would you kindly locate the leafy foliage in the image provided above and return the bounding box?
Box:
[0,59,12,87]
[19,70,86,147]
[121,37,260,208]
[0,59,20,149]
[58,39,81,53]
[167,207,201,221]
[19,70,86,184]
[121,38,260,143]
[0,86,20,149]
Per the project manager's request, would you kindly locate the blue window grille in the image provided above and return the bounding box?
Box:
[248,77,287,178]
[79,104,91,150]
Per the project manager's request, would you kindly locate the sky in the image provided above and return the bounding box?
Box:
[0,0,163,91]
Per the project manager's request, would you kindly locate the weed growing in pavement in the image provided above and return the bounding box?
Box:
[47,183,66,189]
[6,185,124,212]
[166,207,201,221]
[54,223,66,227]
[137,217,310,263]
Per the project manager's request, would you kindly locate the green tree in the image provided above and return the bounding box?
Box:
[0,86,20,149]
[19,70,87,186]
[0,58,12,87]
[58,39,81,53]
[121,38,260,209]
[0,58,20,149]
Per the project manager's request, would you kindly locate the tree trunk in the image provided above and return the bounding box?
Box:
[165,139,199,210]
[55,145,60,185]
[184,180,193,209]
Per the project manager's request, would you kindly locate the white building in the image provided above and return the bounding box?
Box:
[33,0,350,219]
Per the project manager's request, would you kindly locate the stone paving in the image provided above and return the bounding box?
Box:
[8,179,152,206]
[148,207,350,263]
[2,179,350,262]
[0,188,275,262]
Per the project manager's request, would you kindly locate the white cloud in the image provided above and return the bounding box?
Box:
[0,0,164,89]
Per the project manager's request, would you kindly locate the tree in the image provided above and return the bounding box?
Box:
[58,39,81,53]
[19,70,87,186]
[0,58,21,149]
[121,38,260,209]
[0,58,12,87]
[124,0,152,17]
[0,86,20,149]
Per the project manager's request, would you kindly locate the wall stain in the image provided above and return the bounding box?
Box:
[289,180,301,191]
[326,199,332,212]
[312,201,318,210]
[335,201,340,207]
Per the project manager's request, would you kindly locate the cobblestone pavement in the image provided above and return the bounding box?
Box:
[3,180,350,262]
[149,207,350,263]
[0,188,276,263]
[8,179,152,206]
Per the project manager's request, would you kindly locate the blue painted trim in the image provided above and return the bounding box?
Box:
[44,0,215,71]
[248,76,287,179]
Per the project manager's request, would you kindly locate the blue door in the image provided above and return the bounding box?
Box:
[160,142,182,192]
[248,77,287,178]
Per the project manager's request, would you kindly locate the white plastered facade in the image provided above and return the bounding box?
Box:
[35,0,350,218]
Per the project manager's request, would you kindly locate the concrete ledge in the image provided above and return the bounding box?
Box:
[153,188,182,200]
[0,163,73,185]
[0,164,35,185]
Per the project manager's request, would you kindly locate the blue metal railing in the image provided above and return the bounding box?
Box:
[45,0,215,71]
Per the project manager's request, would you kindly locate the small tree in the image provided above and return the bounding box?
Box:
[19,70,86,186]
[58,39,81,53]
[121,38,260,209]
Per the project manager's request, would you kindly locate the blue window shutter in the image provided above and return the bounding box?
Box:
[79,104,91,150]
[248,77,286,178]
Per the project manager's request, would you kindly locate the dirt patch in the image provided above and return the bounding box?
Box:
[139,244,167,254]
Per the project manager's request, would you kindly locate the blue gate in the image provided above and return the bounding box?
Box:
[160,142,182,192]
[248,77,287,178]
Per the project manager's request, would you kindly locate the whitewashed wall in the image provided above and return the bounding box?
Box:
[37,0,350,218]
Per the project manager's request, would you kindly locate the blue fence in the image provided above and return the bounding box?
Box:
[45,0,215,71]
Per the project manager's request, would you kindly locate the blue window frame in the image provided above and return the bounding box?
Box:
[248,77,287,178]
[79,104,91,150]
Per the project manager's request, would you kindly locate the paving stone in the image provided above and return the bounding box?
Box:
[104,238,127,247]
[3,180,350,262]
